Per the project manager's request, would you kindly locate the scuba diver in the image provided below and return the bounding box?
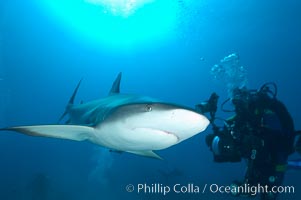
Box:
[196,82,299,200]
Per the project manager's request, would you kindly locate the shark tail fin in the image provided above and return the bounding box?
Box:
[109,72,122,95]
[1,125,93,141]
[58,79,83,123]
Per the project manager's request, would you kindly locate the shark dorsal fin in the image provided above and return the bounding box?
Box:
[109,72,122,95]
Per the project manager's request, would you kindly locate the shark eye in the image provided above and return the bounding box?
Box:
[145,104,152,112]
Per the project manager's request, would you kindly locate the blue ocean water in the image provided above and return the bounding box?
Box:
[0,0,300,199]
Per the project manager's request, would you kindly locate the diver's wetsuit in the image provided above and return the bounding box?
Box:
[231,97,295,200]
[204,85,296,200]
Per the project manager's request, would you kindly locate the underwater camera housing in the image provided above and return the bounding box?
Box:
[206,132,242,162]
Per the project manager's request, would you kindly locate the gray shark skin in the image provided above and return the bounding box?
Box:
[1,73,209,159]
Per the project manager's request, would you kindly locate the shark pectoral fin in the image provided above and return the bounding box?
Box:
[127,150,163,160]
[1,125,94,142]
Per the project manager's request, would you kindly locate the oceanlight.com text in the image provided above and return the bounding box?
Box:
[125,183,295,196]
[209,183,295,196]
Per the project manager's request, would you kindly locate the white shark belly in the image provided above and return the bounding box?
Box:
[91,124,179,151]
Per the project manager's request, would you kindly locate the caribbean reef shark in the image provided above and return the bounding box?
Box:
[0,73,209,159]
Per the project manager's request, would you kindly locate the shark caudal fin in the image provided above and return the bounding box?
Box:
[58,79,83,123]
[0,125,94,141]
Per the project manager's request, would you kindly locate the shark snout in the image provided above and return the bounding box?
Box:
[166,108,210,141]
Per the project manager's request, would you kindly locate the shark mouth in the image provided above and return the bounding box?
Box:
[133,127,180,141]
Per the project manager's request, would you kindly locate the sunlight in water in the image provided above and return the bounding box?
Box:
[38,0,178,49]
[85,0,155,17]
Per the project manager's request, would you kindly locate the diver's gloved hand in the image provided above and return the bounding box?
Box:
[195,92,219,115]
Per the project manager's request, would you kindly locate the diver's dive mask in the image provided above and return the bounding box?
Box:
[231,87,253,114]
